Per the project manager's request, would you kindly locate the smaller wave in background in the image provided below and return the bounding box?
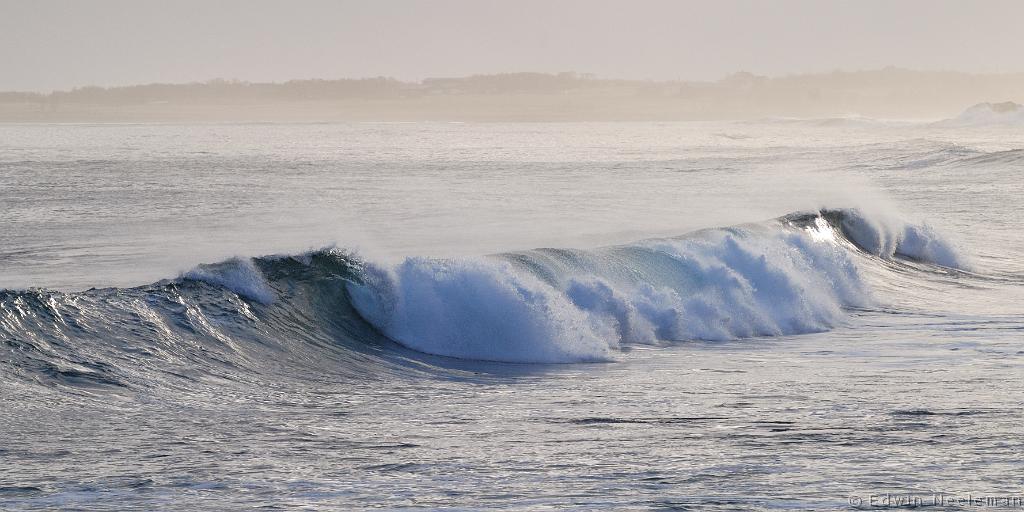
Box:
[935,101,1024,127]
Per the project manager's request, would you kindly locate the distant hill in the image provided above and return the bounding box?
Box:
[2,69,1024,122]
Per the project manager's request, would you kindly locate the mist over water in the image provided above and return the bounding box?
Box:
[2,114,1023,509]
[4,0,1024,507]
[0,120,1005,291]
[6,0,1024,507]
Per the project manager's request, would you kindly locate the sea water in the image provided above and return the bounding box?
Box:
[1,120,1022,510]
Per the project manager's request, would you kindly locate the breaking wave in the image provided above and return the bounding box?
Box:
[937,101,1024,127]
[0,209,973,385]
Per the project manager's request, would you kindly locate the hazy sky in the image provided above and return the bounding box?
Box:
[3,0,1024,91]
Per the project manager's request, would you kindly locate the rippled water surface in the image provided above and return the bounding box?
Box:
[2,120,1023,510]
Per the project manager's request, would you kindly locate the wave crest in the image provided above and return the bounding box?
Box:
[183,257,275,304]
[831,208,971,270]
[348,216,876,363]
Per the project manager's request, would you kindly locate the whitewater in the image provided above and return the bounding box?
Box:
[2,119,1023,510]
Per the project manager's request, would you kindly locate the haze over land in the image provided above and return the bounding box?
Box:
[3,0,1024,121]
[1,69,1023,122]
[4,0,1024,91]
[2,69,1024,122]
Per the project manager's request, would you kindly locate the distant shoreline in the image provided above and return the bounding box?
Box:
[2,69,1022,122]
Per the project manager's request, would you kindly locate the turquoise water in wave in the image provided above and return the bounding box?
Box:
[1,121,1022,510]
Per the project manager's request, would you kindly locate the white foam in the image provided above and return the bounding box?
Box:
[347,258,616,363]
[580,228,869,342]
[347,223,873,363]
[938,102,1024,127]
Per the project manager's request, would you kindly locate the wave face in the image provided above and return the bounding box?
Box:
[827,208,972,270]
[0,209,971,383]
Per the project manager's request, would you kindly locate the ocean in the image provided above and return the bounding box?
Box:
[2,118,1023,510]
